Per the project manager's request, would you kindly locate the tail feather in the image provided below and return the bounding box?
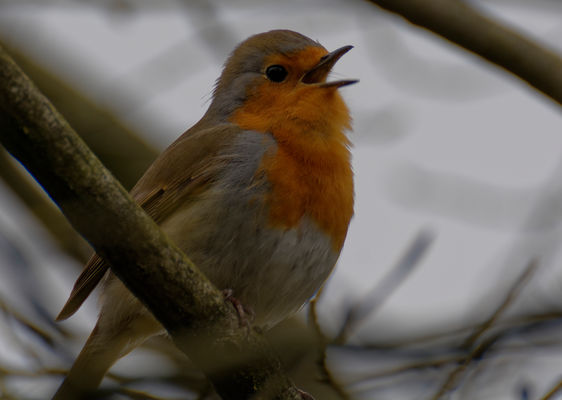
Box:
[52,324,130,400]
[53,275,163,399]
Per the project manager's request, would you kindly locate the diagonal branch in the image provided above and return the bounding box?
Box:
[430,259,540,400]
[540,379,562,400]
[0,149,91,261]
[335,229,434,344]
[367,0,562,105]
[0,45,301,400]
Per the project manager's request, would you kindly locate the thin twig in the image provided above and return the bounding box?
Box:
[308,295,350,400]
[430,259,540,400]
[336,229,435,344]
[540,379,562,400]
[0,295,58,346]
[355,309,562,351]
[461,260,540,349]
[346,355,465,386]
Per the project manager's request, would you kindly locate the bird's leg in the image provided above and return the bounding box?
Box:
[222,289,255,328]
[297,389,315,400]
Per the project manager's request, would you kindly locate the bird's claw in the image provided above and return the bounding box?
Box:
[297,389,315,400]
[222,289,255,329]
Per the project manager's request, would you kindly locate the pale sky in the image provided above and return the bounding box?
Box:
[0,1,561,398]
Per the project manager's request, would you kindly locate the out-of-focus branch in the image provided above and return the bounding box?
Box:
[0,41,160,261]
[367,0,562,105]
[1,41,159,187]
[335,229,434,344]
[540,380,562,400]
[308,296,350,400]
[461,260,539,349]
[0,149,90,261]
[431,259,539,400]
[0,45,302,400]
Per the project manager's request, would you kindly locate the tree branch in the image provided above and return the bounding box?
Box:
[0,41,159,190]
[0,45,301,400]
[0,148,90,261]
[368,0,562,105]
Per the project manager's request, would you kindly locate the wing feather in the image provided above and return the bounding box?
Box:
[56,124,243,320]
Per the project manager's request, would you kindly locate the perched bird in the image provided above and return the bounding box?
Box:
[53,29,356,398]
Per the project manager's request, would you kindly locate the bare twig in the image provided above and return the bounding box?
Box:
[540,379,562,400]
[357,309,562,351]
[368,0,562,105]
[430,259,540,400]
[0,149,90,261]
[461,260,540,349]
[336,229,434,344]
[0,295,58,349]
[308,295,350,400]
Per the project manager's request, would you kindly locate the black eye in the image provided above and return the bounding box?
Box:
[265,65,288,82]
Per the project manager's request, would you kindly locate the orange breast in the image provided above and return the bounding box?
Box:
[231,77,354,251]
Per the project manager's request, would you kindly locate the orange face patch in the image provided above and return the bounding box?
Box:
[230,46,354,251]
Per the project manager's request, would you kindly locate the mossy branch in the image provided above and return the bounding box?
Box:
[0,45,301,400]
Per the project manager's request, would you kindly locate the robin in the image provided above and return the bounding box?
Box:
[53,29,356,398]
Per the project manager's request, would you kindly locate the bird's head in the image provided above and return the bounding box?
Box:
[207,29,357,137]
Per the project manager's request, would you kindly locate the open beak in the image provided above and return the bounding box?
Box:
[302,45,358,88]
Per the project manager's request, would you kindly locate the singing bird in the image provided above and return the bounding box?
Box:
[53,29,356,398]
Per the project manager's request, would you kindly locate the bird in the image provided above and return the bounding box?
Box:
[53,29,356,399]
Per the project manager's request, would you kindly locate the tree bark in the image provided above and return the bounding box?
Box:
[0,45,301,400]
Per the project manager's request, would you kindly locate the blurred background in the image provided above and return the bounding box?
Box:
[0,0,561,399]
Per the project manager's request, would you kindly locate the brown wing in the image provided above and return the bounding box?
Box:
[56,124,242,321]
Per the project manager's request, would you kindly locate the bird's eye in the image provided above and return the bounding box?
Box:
[265,65,288,82]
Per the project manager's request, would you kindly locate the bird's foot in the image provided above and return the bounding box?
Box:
[222,289,255,329]
[297,389,315,400]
